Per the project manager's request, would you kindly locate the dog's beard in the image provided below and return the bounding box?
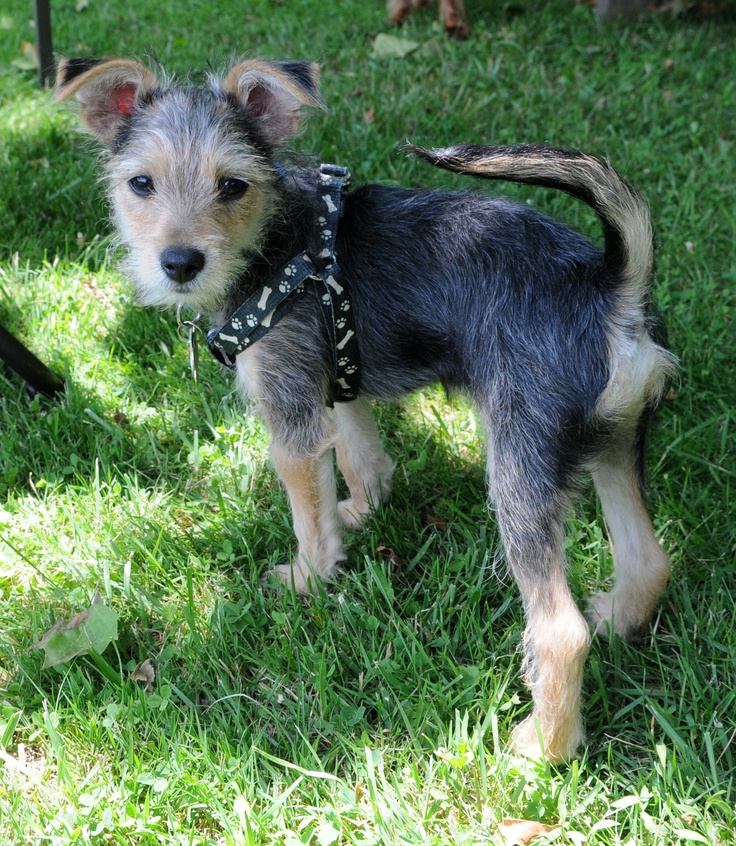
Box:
[121,246,252,314]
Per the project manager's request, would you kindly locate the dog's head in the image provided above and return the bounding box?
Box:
[56,57,322,312]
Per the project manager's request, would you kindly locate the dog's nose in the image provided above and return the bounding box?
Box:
[160,246,206,284]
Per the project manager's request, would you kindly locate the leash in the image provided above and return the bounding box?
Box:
[206,164,360,404]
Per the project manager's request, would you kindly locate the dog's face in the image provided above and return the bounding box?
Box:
[55,58,322,312]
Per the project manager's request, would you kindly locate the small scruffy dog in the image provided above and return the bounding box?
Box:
[56,57,676,761]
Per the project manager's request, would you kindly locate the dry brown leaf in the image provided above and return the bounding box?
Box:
[11,40,38,71]
[130,658,155,693]
[499,818,560,846]
[425,514,447,531]
[376,545,405,574]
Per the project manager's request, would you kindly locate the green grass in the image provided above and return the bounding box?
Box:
[1,0,735,843]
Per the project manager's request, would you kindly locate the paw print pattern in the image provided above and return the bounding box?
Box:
[340,301,350,312]
[231,317,243,331]
[245,314,258,327]
[337,357,357,375]
[283,263,297,277]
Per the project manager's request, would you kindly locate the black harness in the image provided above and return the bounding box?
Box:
[206,164,360,404]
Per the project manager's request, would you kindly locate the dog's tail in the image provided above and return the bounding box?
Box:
[409,143,653,304]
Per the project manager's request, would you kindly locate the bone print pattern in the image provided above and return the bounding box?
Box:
[207,255,309,368]
[208,165,361,402]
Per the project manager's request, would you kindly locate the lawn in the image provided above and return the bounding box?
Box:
[1,0,735,843]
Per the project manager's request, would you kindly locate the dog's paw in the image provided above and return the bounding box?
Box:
[586,591,617,637]
[264,559,343,596]
[338,497,369,529]
[586,591,649,642]
[265,560,316,595]
[511,713,584,764]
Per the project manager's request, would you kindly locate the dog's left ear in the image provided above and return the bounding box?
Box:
[221,60,323,149]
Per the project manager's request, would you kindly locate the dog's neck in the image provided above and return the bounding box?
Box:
[217,168,323,320]
[208,164,360,403]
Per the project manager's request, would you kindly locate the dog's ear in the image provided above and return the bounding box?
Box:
[55,58,159,146]
[221,60,323,149]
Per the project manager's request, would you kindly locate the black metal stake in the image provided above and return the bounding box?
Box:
[34,0,54,88]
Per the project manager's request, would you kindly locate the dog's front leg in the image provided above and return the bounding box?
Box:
[334,398,395,529]
[268,439,345,594]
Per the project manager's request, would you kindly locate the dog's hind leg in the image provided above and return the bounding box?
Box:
[587,432,671,641]
[489,433,591,761]
[334,398,395,529]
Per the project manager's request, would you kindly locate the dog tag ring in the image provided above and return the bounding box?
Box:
[177,305,203,384]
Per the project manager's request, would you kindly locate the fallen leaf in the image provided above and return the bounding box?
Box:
[130,658,155,693]
[372,33,420,58]
[11,41,38,71]
[81,277,112,304]
[499,818,561,846]
[363,107,376,124]
[376,545,405,574]
[425,514,447,531]
[29,592,119,668]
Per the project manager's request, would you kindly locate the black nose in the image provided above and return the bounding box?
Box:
[160,246,206,284]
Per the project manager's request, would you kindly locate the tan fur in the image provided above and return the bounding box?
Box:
[387,0,469,38]
[108,115,278,311]
[221,60,322,148]
[269,445,345,594]
[54,58,158,143]
[334,398,395,529]
[588,439,672,639]
[512,580,591,761]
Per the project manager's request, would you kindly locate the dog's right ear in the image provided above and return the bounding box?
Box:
[55,58,159,146]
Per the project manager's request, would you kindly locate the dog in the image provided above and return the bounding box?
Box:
[55,56,676,762]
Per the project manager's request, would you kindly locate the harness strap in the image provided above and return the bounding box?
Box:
[207,252,311,368]
[206,164,360,403]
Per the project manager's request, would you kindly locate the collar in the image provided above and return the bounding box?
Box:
[206,164,360,404]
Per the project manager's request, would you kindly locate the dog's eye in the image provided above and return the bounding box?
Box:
[218,178,248,201]
[129,176,155,196]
